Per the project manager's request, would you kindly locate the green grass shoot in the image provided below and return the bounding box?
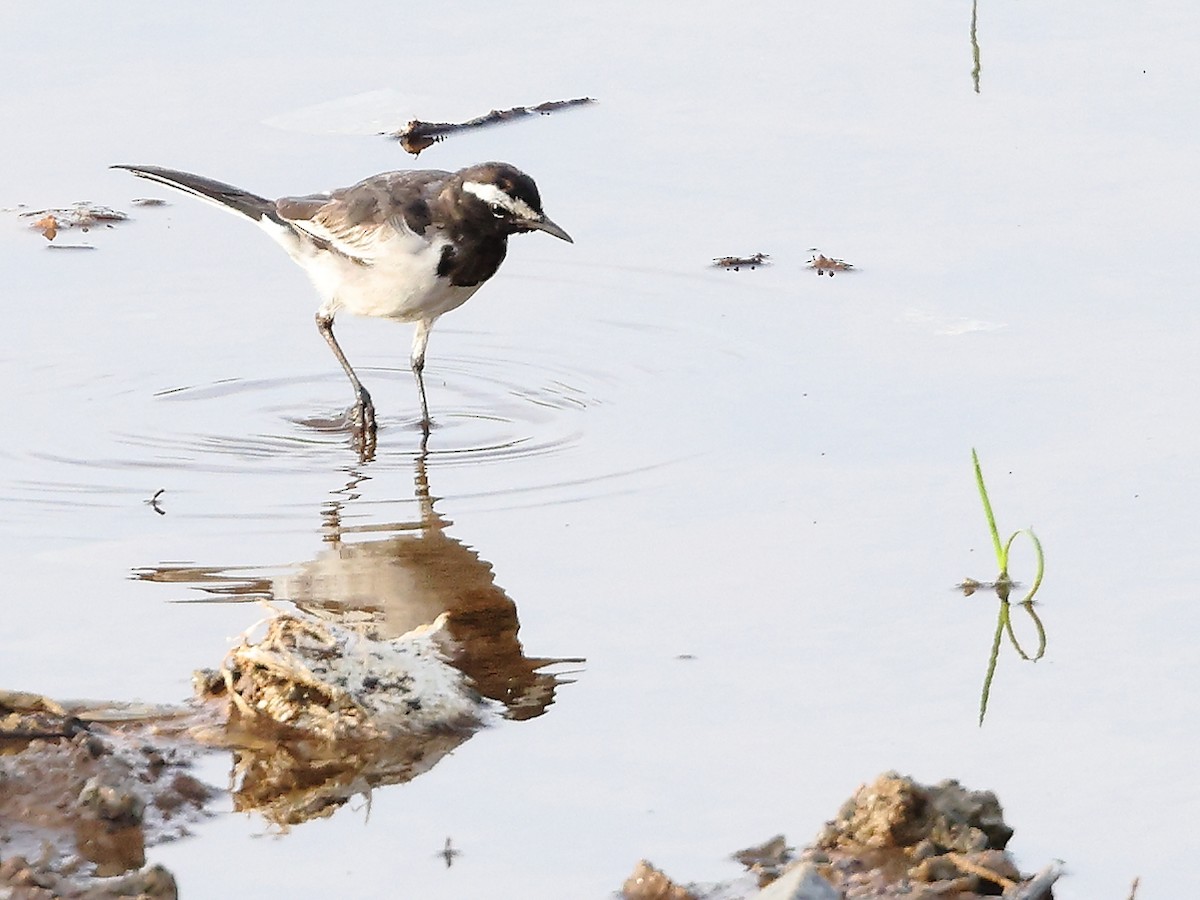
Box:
[971,448,1046,725]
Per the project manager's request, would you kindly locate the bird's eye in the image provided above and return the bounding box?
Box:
[490,203,506,217]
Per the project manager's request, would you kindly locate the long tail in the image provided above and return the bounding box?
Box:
[113,165,284,226]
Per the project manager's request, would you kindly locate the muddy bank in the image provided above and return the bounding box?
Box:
[1,605,562,895]
[4,674,1063,899]
[0,691,209,899]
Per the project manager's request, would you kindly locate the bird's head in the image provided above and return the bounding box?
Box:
[458,163,573,243]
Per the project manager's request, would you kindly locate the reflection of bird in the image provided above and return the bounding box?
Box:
[278,453,570,720]
[136,447,576,721]
[114,162,572,448]
[132,448,578,825]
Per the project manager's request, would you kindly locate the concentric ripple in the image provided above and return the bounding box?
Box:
[136,353,595,472]
[9,339,663,529]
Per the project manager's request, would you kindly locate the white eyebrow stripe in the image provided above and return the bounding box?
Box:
[462,181,539,220]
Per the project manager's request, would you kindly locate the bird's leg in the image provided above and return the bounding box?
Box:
[413,365,431,436]
[316,312,376,437]
[411,319,434,435]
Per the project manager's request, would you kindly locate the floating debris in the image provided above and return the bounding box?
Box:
[131,197,168,207]
[19,203,129,249]
[807,251,853,276]
[22,203,128,236]
[389,97,595,155]
[713,252,770,271]
[956,578,1026,597]
[31,214,59,241]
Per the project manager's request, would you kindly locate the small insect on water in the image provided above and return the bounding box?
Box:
[439,836,461,868]
[146,489,166,515]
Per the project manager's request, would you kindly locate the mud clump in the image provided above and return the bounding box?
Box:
[0,858,177,900]
[806,772,1023,897]
[623,859,699,900]
[815,771,1013,854]
[0,692,210,898]
[620,772,1058,900]
[195,612,487,742]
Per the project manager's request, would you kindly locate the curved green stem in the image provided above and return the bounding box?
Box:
[1003,528,1045,604]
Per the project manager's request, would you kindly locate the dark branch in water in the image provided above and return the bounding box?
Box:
[389,98,596,155]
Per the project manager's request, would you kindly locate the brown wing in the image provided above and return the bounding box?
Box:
[274,170,451,261]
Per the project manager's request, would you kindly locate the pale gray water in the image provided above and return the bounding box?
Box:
[2,2,1198,897]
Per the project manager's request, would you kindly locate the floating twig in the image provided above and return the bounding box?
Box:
[389,97,596,155]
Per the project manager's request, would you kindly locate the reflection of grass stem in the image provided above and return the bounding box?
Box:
[979,603,1007,725]
[970,0,982,94]
[971,449,1047,725]
[1005,602,1046,662]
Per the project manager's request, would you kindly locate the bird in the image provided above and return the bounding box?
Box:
[113,161,572,451]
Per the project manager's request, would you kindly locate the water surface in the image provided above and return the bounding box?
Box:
[2,2,1198,897]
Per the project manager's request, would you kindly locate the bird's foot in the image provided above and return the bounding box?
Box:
[353,397,377,432]
[351,391,377,460]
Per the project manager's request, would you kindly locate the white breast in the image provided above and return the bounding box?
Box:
[265,217,483,323]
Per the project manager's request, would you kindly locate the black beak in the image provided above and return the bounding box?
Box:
[528,214,573,243]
